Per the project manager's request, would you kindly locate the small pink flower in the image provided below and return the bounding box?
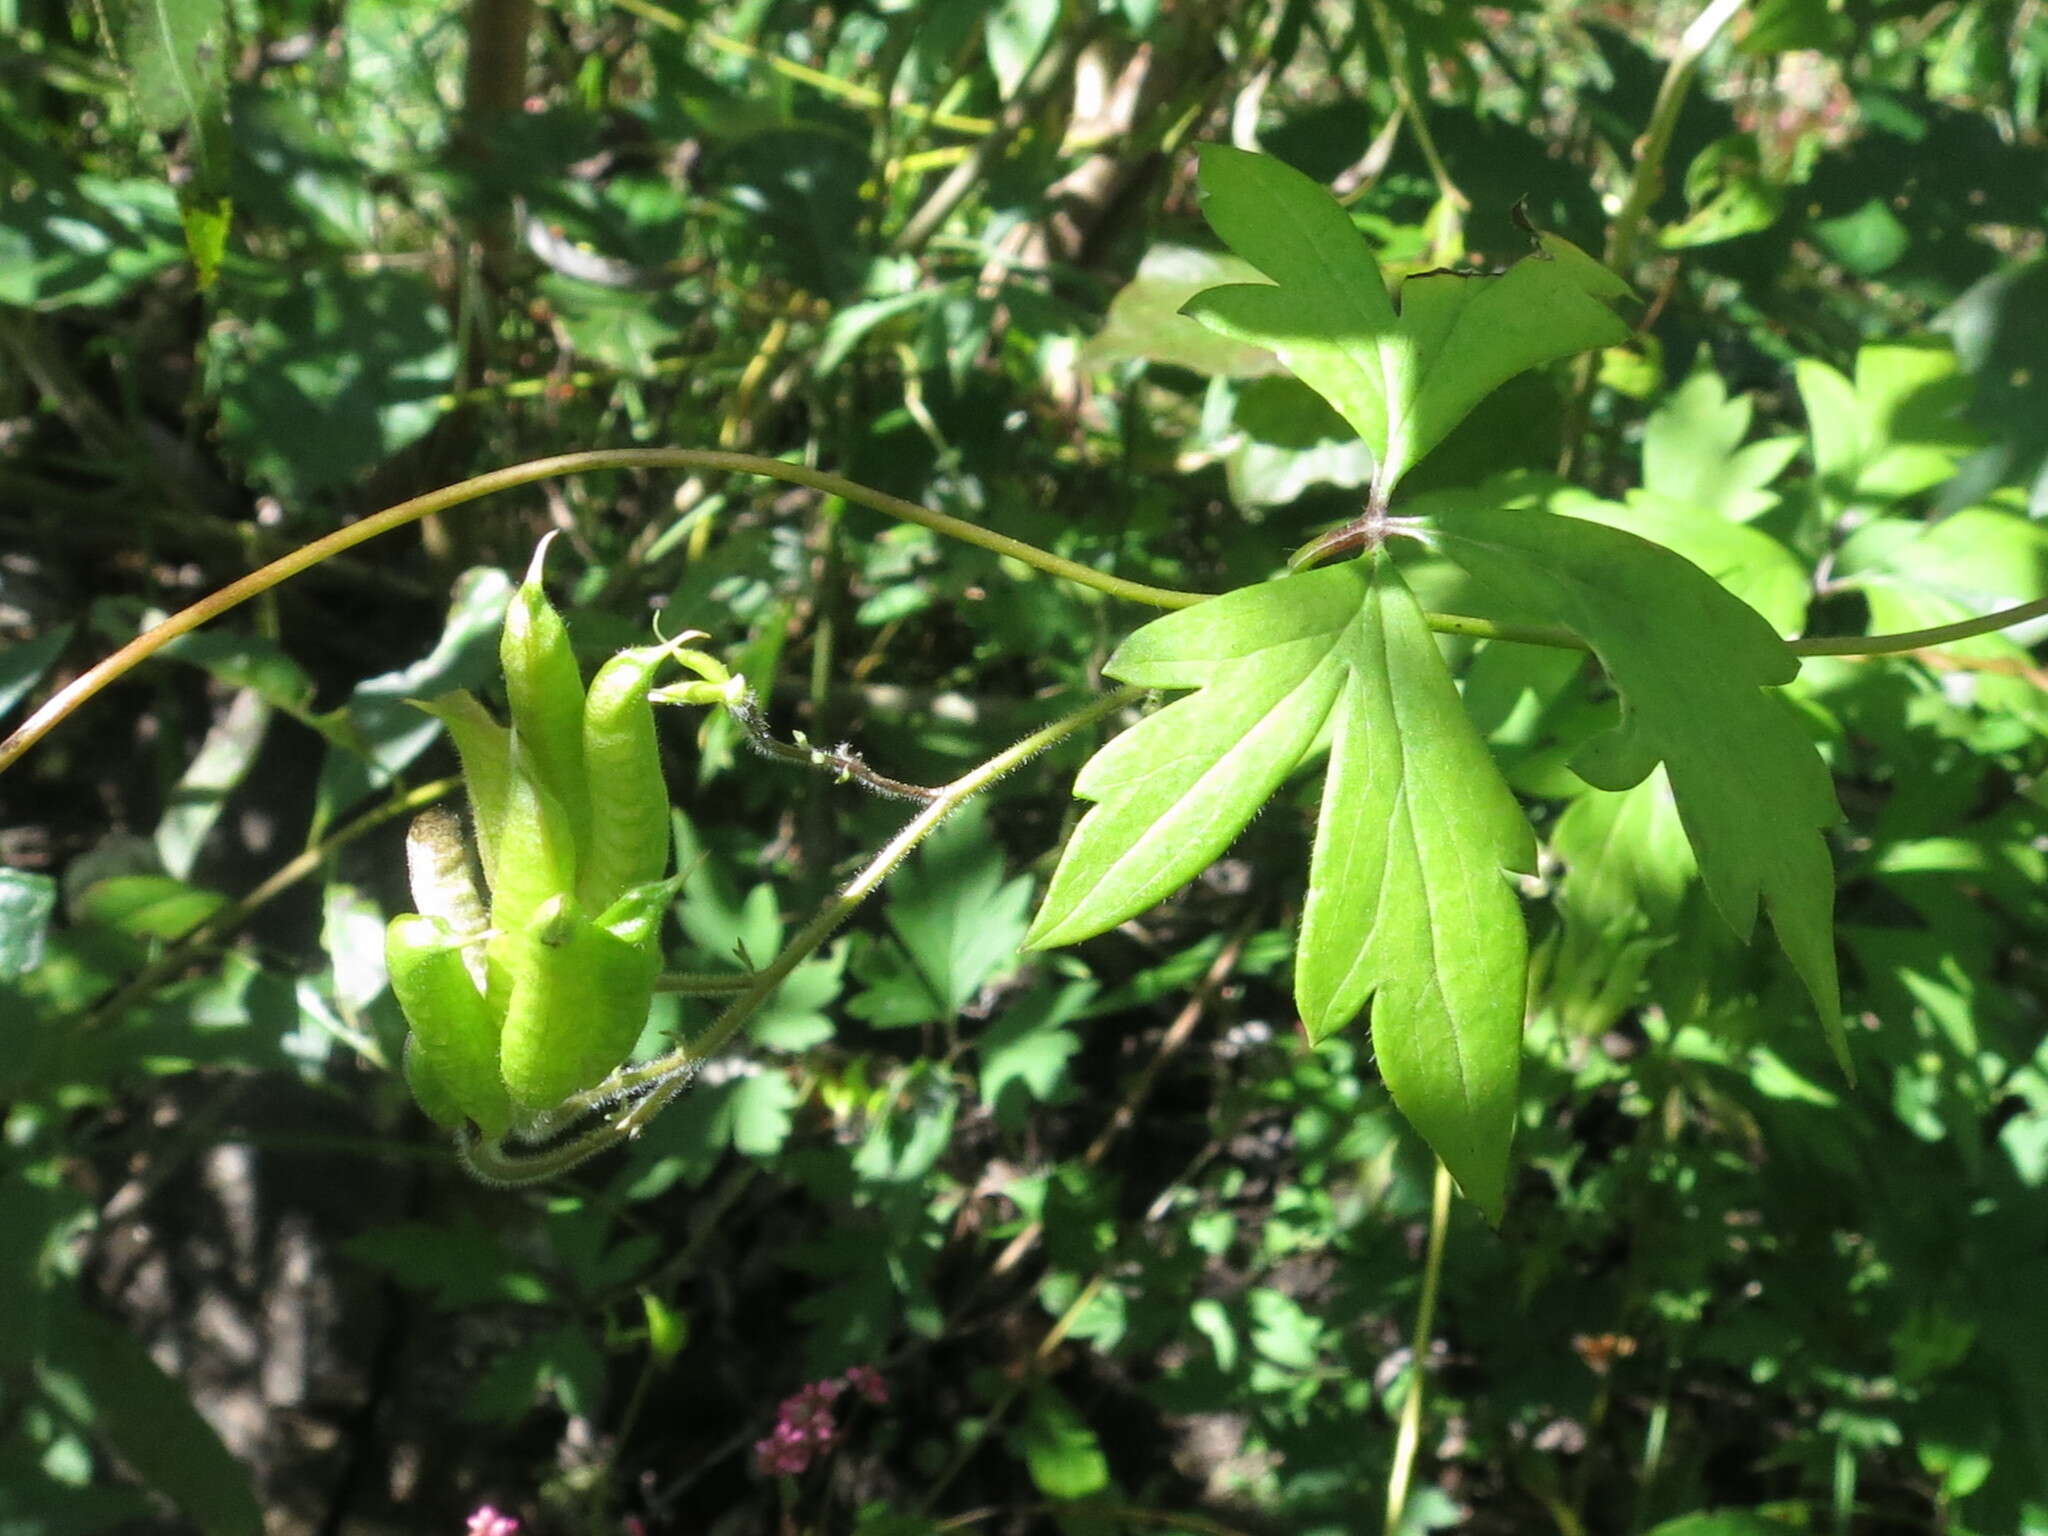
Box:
[466,1507,520,1536]
[780,1380,842,1437]
[753,1420,813,1478]
[843,1365,888,1405]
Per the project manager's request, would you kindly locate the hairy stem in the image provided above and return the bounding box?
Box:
[652,971,753,995]
[728,690,942,803]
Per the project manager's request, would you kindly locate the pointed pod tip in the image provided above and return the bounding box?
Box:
[524,529,564,590]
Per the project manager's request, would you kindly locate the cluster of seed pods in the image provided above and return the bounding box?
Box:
[384,541,735,1136]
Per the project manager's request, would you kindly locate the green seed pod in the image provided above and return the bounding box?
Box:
[498,894,662,1109]
[402,1033,468,1129]
[501,538,591,864]
[386,913,514,1137]
[578,644,682,911]
[415,691,511,899]
[490,733,579,937]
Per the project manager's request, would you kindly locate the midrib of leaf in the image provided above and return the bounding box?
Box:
[144,0,208,126]
[1294,561,1533,1222]
[1265,192,1398,466]
[1380,661,1506,1114]
[1312,671,1477,1106]
[1377,722,1471,1109]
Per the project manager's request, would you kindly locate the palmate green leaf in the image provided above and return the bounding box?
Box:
[1083,244,1283,377]
[1425,503,1847,1070]
[1184,145,1630,494]
[1640,368,1801,524]
[1027,558,1534,1220]
[1295,558,1537,1223]
[1024,571,1355,950]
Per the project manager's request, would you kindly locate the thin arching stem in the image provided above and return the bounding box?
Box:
[0,450,1203,776]
[1384,1158,1454,1536]
[1789,595,2048,657]
[10,449,2045,782]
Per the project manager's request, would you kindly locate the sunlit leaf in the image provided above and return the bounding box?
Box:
[1425,502,1845,1068]
[1184,145,1630,493]
[0,871,58,982]
[1030,557,1533,1217]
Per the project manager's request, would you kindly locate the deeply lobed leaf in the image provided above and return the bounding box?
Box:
[1184,146,1630,495]
[1425,502,1847,1070]
[1295,558,1536,1223]
[1028,558,1536,1219]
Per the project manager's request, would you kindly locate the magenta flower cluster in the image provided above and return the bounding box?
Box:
[752,1365,890,1478]
[464,1507,520,1536]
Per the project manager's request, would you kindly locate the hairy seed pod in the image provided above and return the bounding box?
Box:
[497,894,662,1109]
[386,913,513,1137]
[490,733,579,938]
[500,540,591,865]
[415,691,511,899]
[402,1034,468,1129]
[579,644,681,910]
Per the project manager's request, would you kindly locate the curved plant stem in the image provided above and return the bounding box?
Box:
[12,448,2045,783]
[889,6,1096,256]
[460,686,1143,1184]
[602,0,995,133]
[1789,595,2048,656]
[1561,0,1745,475]
[0,449,1202,776]
[1384,1158,1454,1536]
[1604,0,1747,275]
[728,690,942,802]
[1362,0,1468,249]
[652,971,753,995]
